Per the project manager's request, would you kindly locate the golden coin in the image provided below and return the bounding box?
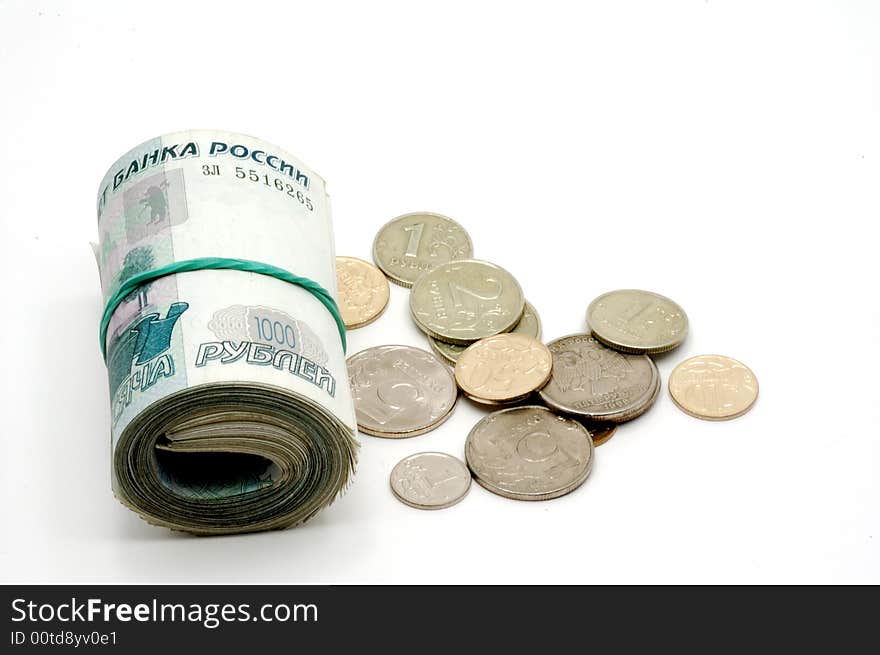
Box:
[454,333,552,404]
[668,354,758,420]
[584,422,617,446]
[336,256,390,329]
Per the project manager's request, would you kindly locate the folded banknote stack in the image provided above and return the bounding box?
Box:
[95,130,357,535]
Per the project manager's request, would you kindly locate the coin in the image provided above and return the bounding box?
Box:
[538,333,660,422]
[465,405,594,501]
[372,212,474,288]
[586,289,689,354]
[335,256,390,329]
[584,422,617,446]
[668,354,758,420]
[429,300,542,365]
[389,452,471,510]
[347,345,458,437]
[454,334,552,405]
[410,259,525,345]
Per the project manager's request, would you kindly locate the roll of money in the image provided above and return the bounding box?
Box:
[96,130,357,535]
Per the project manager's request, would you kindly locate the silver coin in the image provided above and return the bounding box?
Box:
[538,333,660,423]
[465,405,594,501]
[372,212,474,288]
[347,345,458,438]
[390,452,471,510]
[429,300,542,365]
[410,259,524,345]
[586,289,688,354]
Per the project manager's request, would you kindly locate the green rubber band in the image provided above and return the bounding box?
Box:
[99,257,346,360]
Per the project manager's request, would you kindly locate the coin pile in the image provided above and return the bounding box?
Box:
[337,212,759,509]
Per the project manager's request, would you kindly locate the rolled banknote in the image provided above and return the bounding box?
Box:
[96,130,357,535]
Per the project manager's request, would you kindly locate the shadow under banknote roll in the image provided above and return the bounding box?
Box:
[95,131,358,535]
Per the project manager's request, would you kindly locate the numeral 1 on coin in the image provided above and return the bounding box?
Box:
[403,223,424,258]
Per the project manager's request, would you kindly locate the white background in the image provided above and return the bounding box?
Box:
[1,0,878,584]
